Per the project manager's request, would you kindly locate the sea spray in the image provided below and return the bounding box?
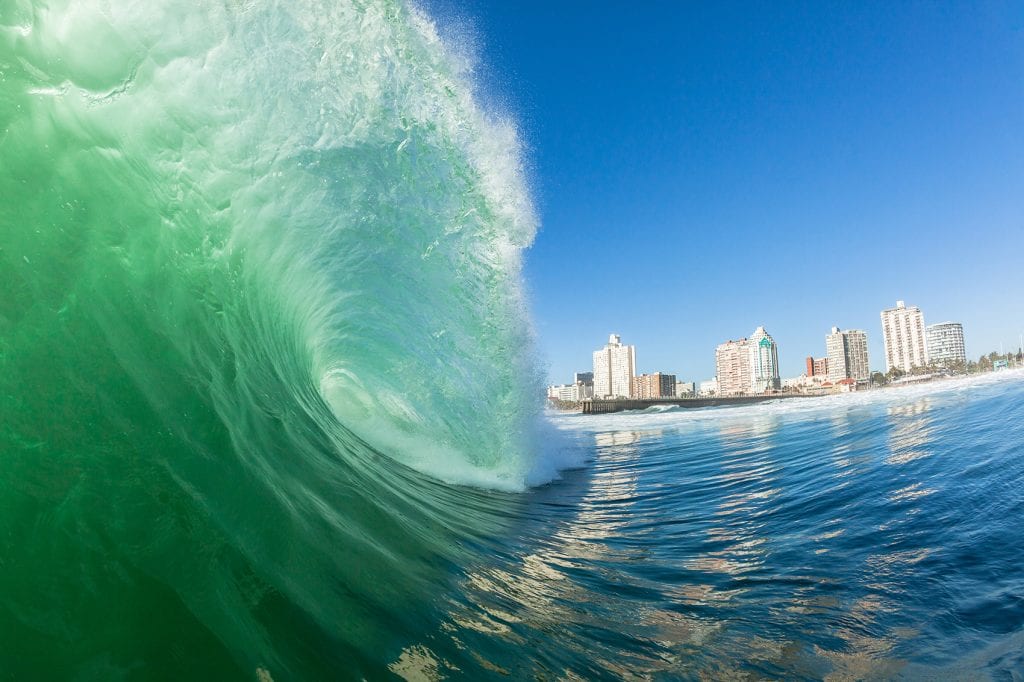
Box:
[1,0,544,677]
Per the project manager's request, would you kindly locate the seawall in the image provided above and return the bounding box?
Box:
[581,394,812,414]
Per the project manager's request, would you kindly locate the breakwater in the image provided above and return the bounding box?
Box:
[581,394,811,414]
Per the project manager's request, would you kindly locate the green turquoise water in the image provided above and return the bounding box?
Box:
[1,1,546,677]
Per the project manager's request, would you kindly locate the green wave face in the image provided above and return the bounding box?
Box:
[0,0,540,676]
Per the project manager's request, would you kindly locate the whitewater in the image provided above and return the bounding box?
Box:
[4,0,1024,679]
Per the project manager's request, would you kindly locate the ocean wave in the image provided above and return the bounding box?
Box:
[0,0,549,676]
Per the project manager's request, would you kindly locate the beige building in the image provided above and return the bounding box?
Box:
[880,300,928,372]
[826,327,870,383]
[715,338,752,395]
[593,334,636,398]
[633,372,676,399]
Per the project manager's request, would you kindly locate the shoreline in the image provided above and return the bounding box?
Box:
[554,367,1024,415]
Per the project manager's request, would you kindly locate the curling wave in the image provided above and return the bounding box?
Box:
[0,0,548,677]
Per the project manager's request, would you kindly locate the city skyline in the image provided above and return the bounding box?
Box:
[548,298,996,390]
[425,2,1024,385]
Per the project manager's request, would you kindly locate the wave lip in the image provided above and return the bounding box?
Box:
[0,0,550,677]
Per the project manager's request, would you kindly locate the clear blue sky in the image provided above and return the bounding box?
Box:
[427,1,1024,383]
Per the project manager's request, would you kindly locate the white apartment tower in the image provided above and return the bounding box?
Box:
[592,334,636,398]
[926,322,966,367]
[880,300,929,373]
[825,327,870,383]
[749,326,781,392]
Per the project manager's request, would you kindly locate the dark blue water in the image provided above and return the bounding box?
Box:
[412,371,1024,679]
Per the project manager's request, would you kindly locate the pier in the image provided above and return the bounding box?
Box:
[580,394,811,414]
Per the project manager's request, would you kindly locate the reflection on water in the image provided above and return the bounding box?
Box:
[392,375,1024,679]
[886,397,935,465]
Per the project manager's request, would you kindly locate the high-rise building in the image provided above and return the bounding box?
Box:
[593,334,636,398]
[825,327,870,383]
[633,373,676,399]
[716,327,781,395]
[749,326,781,392]
[715,338,751,395]
[926,322,966,367]
[880,300,929,372]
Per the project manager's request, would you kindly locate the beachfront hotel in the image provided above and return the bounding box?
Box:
[880,300,929,373]
[593,334,636,398]
[825,327,870,383]
[749,326,781,392]
[715,327,780,395]
[926,322,967,367]
[715,338,752,395]
[633,372,677,399]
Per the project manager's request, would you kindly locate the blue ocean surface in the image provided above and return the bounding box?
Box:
[449,370,1024,680]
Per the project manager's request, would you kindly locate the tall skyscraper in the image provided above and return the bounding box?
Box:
[926,322,966,367]
[749,326,781,392]
[825,327,870,383]
[592,334,636,398]
[880,300,929,373]
[715,338,751,395]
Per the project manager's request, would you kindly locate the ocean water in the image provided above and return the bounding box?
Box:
[4,1,1024,679]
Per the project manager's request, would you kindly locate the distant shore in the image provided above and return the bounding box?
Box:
[551,367,1024,415]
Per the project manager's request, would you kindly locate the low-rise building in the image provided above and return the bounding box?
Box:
[699,378,719,396]
[675,381,696,397]
[633,372,676,399]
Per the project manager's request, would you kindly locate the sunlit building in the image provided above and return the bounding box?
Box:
[593,334,636,398]
[633,372,676,399]
[699,378,719,396]
[880,300,929,372]
[806,356,828,377]
[825,327,870,383]
[715,338,751,395]
[749,326,781,392]
[675,381,695,397]
[926,322,966,367]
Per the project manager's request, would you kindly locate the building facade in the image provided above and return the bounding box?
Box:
[880,300,929,373]
[715,338,752,395]
[825,327,870,383]
[593,334,636,398]
[749,326,781,392]
[699,378,719,396]
[805,356,828,377]
[675,381,696,397]
[633,372,677,399]
[926,322,966,367]
[546,382,594,402]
